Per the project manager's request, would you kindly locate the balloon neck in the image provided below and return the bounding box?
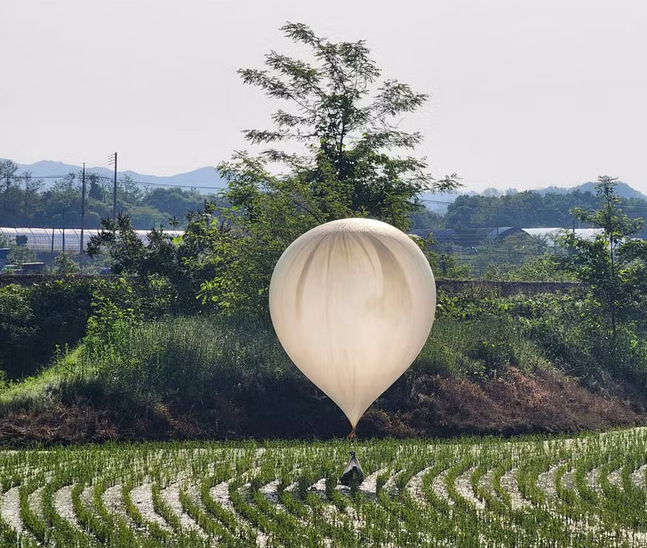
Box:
[348,427,356,440]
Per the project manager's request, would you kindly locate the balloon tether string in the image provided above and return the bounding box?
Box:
[348,426,356,451]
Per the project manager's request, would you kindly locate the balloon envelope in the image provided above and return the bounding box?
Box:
[269,218,436,428]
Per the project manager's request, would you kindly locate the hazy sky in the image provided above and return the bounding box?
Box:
[2,0,646,192]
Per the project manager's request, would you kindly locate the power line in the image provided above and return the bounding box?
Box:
[8,172,647,204]
[85,173,222,190]
[12,172,223,190]
[13,174,71,179]
[420,198,455,204]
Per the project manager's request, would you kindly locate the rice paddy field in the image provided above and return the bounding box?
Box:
[1,428,647,547]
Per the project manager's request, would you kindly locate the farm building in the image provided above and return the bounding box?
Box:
[409,228,494,246]
[488,227,604,245]
[520,227,603,244]
[409,226,610,250]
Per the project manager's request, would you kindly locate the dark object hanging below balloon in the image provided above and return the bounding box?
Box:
[340,451,365,486]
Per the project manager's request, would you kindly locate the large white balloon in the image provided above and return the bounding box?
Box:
[269,218,436,429]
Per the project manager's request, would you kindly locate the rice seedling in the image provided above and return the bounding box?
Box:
[0,429,646,547]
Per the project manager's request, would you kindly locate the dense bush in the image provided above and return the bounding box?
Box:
[436,287,647,386]
[0,275,180,380]
[418,317,551,379]
[511,292,647,385]
[0,280,93,378]
[79,316,295,406]
[56,315,349,438]
[2,284,646,441]
[59,309,555,418]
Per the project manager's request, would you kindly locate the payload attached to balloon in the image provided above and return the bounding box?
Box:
[269,218,437,433]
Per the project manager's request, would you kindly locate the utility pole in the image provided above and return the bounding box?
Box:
[80,163,86,254]
[109,152,118,220]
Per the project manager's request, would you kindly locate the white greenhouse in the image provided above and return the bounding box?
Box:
[521,228,603,245]
[0,227,184,255]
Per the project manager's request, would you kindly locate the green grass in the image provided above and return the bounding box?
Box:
[0,314,554,415]
[0,348,81,410]
[0,429,646,547]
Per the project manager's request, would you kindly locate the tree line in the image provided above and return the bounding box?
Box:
[443,190,647,234]
[0,160,221,230]
[4,155,646,239]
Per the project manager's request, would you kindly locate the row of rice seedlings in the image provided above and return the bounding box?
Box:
[122,475,173,542]
[41,472,97,547]
[2,430,647,546]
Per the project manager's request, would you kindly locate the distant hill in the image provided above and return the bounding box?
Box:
[536,181,647,201]
[421,181,647,213]
[3,158,645,206]
[419,190,461,213]
[2,159,226,191]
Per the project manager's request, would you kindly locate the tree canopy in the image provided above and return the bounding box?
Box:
[0,159,218,230]
[444,189,647,234]
[89,22,459,318]
[202,22,459,315]
[223,21,460,231]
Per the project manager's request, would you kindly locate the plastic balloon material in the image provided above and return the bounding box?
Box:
[340,451,365,486]
[269,218,436,429]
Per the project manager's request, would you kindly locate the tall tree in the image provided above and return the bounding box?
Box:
[560,176,647,371]
[203,23,459,316]
[223,22,459,231]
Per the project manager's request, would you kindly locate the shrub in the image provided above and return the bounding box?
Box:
[75,315,294,406]
[414,317,550,379]
[0,280,93,379]
[0,285,37,377]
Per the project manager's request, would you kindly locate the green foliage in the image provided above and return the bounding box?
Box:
[416,317,550,379]
[52,252,80,275]
[88,24,460,320]
[87,210,225,315]
[7,242,36,266]
[0,285,36,377]
[559,176,647,376]
[79,316,291,408]
[444,187,647,231]
[467,233,551,278]
[436,287,647,383]
[57,302,553,414]
[85,290,142,356]
[199,22,460,317]
[422,236,472,279]
[232,22,459,229]
[409,207,444,229]
[0,280,93,379]
[482,254,575,282]
[0,275,179,380]
[436,288,514,320]
[409,207,444,230]
[201,157,327,316]
[0,159,223,230]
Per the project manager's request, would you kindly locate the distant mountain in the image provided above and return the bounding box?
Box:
[419,190,464,213]
[2,159,226,191]
[4,158,646,206]
[421,181,647,213]
[535,181,647,201]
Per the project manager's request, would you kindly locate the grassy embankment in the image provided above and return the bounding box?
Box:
[0,303,644,444]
